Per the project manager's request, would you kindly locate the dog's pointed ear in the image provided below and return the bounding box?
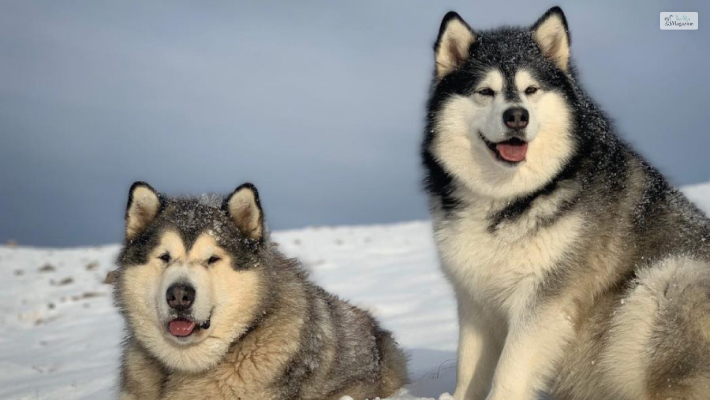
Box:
[532,6,571,71]
[125,181,162,240]
[224,183,264,242]
[435,12,476,79]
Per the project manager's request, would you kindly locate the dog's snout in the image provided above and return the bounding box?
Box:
[166,283,195,311]
[503,107,529,130]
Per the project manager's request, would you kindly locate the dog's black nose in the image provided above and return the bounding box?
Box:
[166,283,195,310]
[503,107,529,130]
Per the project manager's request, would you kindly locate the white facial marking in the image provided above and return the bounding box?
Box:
[472,70,507,144]
[120,230,264,373]
[432,68,574,199]
[514,70,542,142]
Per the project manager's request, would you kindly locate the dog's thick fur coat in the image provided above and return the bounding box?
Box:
[114,183,407,400]
[423,7,710,400]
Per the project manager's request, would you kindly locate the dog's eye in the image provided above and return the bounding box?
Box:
[524,86,539,95]
[207,256,221,265]
[158,253,171,263]
[477,88,495,97]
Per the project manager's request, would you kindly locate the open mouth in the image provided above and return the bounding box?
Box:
[479,132,528,164]
[168,317,211,338]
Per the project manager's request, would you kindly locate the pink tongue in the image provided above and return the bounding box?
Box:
[169,319,196,337]
[496,142,528,162]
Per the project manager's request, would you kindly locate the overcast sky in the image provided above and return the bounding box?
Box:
[1,0,708,246]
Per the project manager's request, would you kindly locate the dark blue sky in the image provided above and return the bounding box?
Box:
[1,0,708,246]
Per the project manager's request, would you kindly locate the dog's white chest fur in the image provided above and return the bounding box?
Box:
[433,197,583,316]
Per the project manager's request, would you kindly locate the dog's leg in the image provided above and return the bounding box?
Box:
[453,294,505,400]
[485,306,573,400]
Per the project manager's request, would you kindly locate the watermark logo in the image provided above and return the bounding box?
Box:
[661,12,698,30]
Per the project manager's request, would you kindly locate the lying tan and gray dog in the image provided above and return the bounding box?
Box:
[113,182,407,400]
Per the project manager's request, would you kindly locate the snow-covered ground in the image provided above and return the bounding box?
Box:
[2,182,710,400]
[0,221,457,400]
